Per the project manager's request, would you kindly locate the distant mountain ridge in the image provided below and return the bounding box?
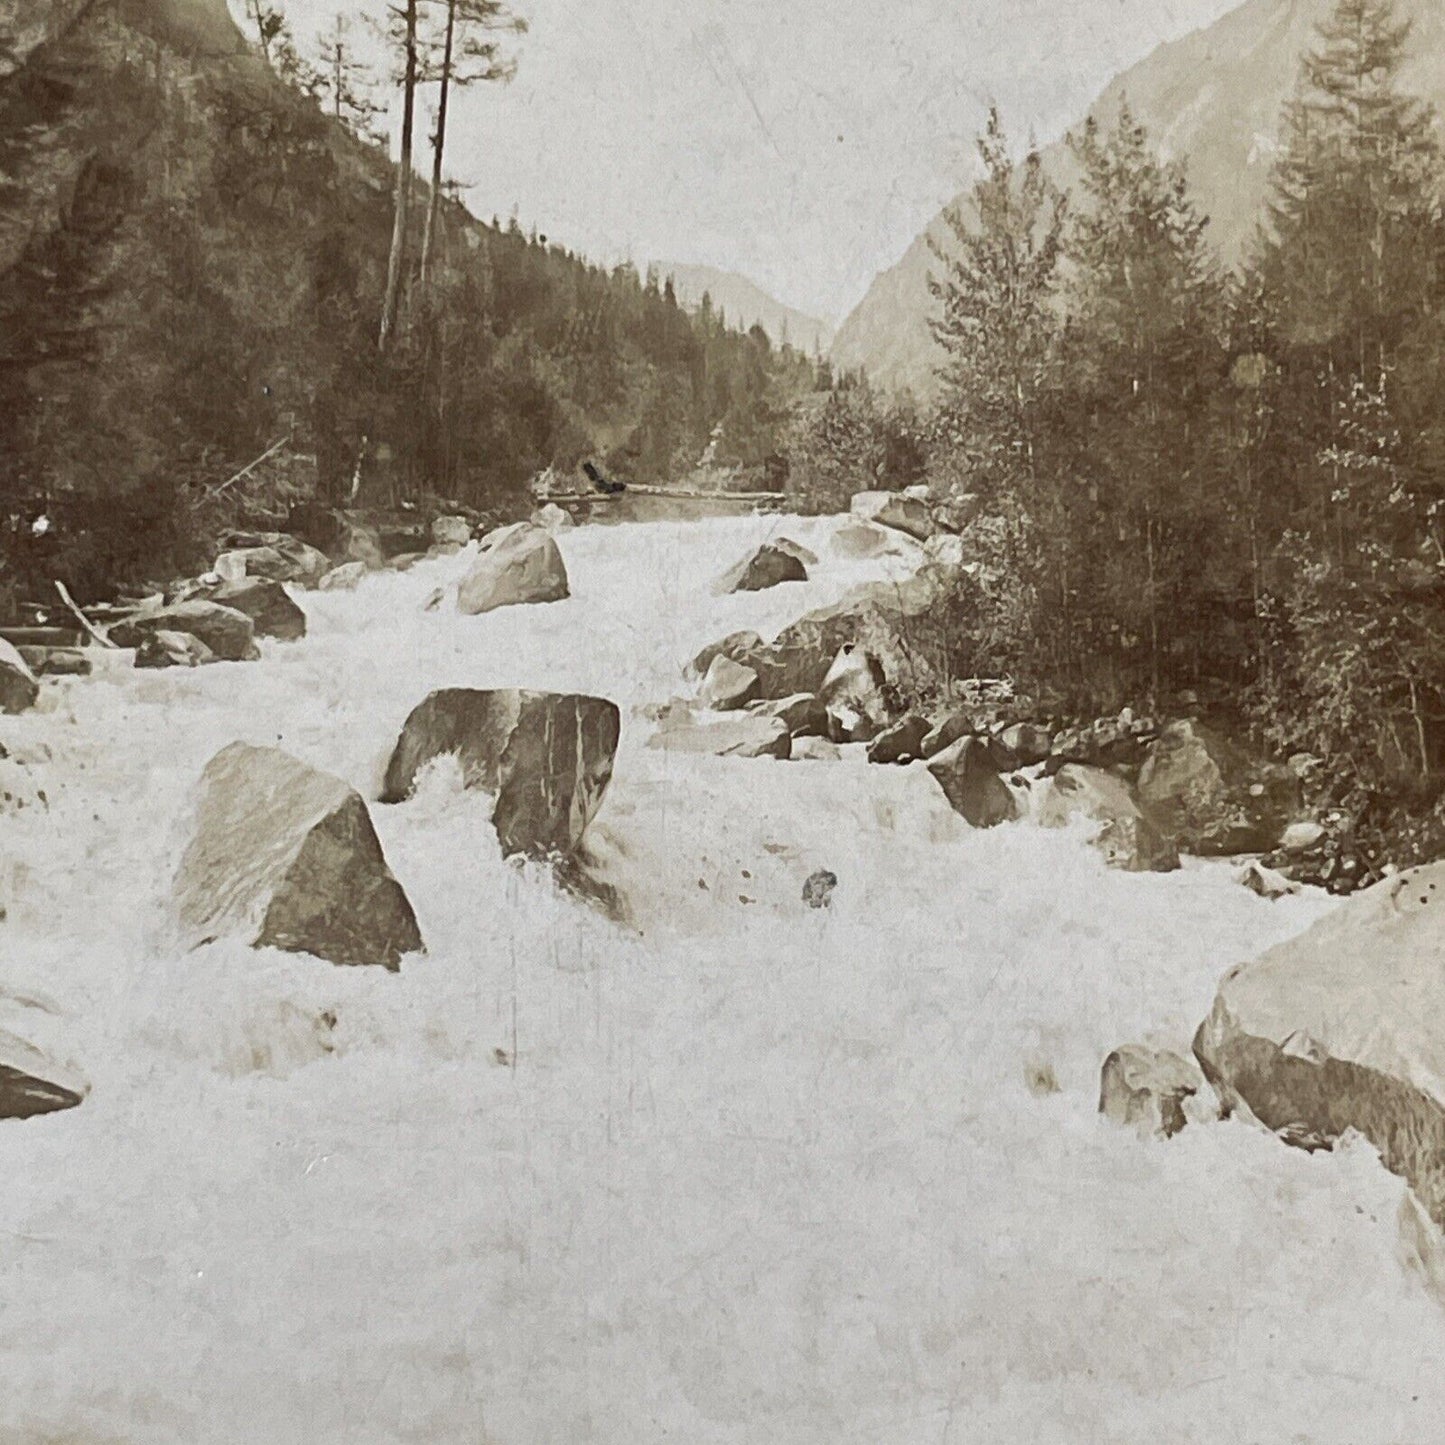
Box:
[831,0,1445,396]
[656,262,834,356]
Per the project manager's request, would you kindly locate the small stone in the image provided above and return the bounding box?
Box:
[802,869,837,909]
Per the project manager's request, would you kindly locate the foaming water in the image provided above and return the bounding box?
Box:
[0,514,1440,1444]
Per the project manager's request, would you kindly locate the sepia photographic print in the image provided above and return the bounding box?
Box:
[5,0,1445,1439]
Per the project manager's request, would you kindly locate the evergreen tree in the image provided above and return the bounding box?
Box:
[1261,0,1440,370]
[928,105,1065,505]
[1060,104,1227,700]
[418,0,528,286]
[314,13,385,143]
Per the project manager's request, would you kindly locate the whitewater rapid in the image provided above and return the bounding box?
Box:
[2,513,1442,1444]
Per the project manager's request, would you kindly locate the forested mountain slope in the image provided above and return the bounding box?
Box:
[0,0,817,600]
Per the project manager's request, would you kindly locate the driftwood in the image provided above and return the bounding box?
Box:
[206,433,292,498]
[53,580,120,649]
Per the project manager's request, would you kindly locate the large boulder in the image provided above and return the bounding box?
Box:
[1138,719,1298,855]
[850,490,933,542]
[819,644,891,743]
[0,639,40,713]
[174,743,423,970]
[381,690,620,859]
[205,579,306,641]
[648,712,791,761]
[0,1029,86,1120]
[691,574,939,704]
[1195,862,1445,1224]
[457,523,569,615]
[1038,765,1180,873]
[699,655,759,711]
[716,541,808,594]
[110,601,259,661]
[215,534,330,587]
[928,737,1019,828]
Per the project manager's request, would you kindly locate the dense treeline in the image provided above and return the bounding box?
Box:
[0,0,817,604]
[792,0,1445,824]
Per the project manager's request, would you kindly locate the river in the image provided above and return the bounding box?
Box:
[1,511,1442,1443]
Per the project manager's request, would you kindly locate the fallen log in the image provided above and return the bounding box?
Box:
[54,581,120,649]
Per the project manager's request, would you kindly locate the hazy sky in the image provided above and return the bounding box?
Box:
[256,0,1246,322]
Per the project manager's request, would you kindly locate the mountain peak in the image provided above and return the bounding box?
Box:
[832,0,1445,395]
[655,263,835,356]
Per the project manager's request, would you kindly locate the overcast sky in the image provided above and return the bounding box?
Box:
[254,0,1246,323]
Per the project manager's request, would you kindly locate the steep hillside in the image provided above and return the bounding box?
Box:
[655,262,834,357]
[0,0,818,602]
[832,0,1445,396]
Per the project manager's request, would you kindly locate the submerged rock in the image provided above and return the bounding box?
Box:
[382,689,620,859]
[802,869,838,909]
[0,639,40,713]
[649,712,791,761]
[1195,862,1445,1223]
[1099,1046,1202,1139]
[831,521,897,559]
[927,737,1019,829]
[457,522,569,615]
[716,541,809,593]
[174,743,423,970]
[111,600,259,662]
[791,736,842,762]
[850,489,933,541]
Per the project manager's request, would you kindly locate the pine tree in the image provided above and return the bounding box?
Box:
[1261,0,1440,369]
[378,0,421,352]
[314,13,384,144]
[927,105,1065,505]
[418,0,527,286]
[1062,104,1227,700]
